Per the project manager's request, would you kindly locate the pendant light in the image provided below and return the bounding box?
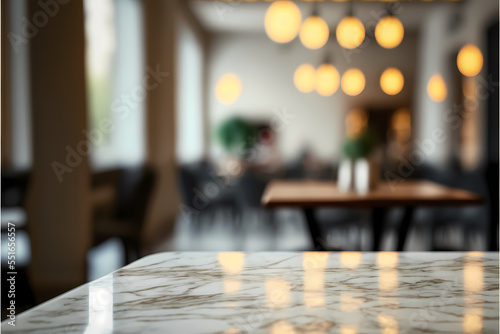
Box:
[375,6,404,49]
[336,2,365,50]
[315,54,340,96]
[457,44,483,77]
[341,68,365,96]
[265,1,302,44]
[299,3,329,50]
[294,64,316,93]
[427,74,447,103]
[380,68,404,95]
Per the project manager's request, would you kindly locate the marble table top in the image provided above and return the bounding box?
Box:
[2,252,498,333]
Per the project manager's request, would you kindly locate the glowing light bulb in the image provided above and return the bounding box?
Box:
[341,68,365,96]
[380,68,404,95]
[457,44,483,77]
[336,16,365,49]
[299,15,329,50]
[427,74,447,102]
[294,64,316,93]
[375,16,404,49]
[216,73,242,105]
[315,63,340,96]
[265,1,302,44]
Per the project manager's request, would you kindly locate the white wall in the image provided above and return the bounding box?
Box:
[208,32,417,163]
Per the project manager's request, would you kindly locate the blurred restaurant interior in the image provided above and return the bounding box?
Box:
[1,0,499,315]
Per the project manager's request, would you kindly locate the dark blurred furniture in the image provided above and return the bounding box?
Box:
[412,164,490,250]
[92,166,156,264]
[262,180,483,251]
[486,21,499,251]
[177,162,238,212]
[1,170,35,319]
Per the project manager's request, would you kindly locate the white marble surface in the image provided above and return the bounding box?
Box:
[2,252,498,333]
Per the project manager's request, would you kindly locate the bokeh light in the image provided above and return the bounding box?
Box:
[457,44,483,77]
[391,108,412,143]
[345,109,368,139]
[380,68,404,95]
[299,16,330,50]
[341,68,365,96]
[375,16,404,49]
[315,63,340,96]
[216,73,242,105]
[427,74,447,102]
[336,16,365,49]
[294,64,316,93]
[265,1,302,44]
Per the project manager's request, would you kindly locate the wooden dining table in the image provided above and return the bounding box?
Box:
[261,180,483,251]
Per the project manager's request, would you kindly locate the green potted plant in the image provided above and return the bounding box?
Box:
[339,127,379,194]
[215,116,258,159]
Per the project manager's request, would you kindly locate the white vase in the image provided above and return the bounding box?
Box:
[354,156,379,194]
[338,159,354,192]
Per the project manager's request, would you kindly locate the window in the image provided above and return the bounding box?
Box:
[84,0,145,169]
[176,16,204,164]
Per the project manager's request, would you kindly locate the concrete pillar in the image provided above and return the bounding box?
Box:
[27,0,91,299]
[142,0,180,245]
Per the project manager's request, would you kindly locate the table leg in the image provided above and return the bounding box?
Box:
[372,208,386,251]
[303,208,326,251]
[396,207,415,251]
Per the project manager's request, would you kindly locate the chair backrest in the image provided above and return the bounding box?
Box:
[115,166,156,225]
[177,165,200,208]
[235,170,268,208]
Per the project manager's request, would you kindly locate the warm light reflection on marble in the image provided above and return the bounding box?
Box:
[270,320,296,334]
[467,251,484,258]
[218,252,245,274]
[378,314,399,334]
[379,269,398,292]
[266,278,291,308]
[224,329,240,334]
[84,282,113,334]
[224,278,241,294]
[378,252,399,293]
[463,256,484,334]
[464,261,484,294]
[219,252,245,295]
[341,325,357,334]
[340,252,362,268]
[304,252,328,308]
[304,288,325,308]
[377,253,399,331]
[340,294,362,312]
[303,252,329,270]
[463,311,483,334]
[377,252,399,268]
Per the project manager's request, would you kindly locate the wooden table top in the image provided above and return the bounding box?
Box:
[261,180,483,208]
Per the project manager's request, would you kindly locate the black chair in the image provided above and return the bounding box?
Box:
[177,162,238,214]
[413,163,489,251]
[92,166,156,263]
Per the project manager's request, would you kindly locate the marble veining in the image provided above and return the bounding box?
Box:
[2,252,498,333]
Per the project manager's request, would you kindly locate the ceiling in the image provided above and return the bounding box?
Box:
[189,1,462,34]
